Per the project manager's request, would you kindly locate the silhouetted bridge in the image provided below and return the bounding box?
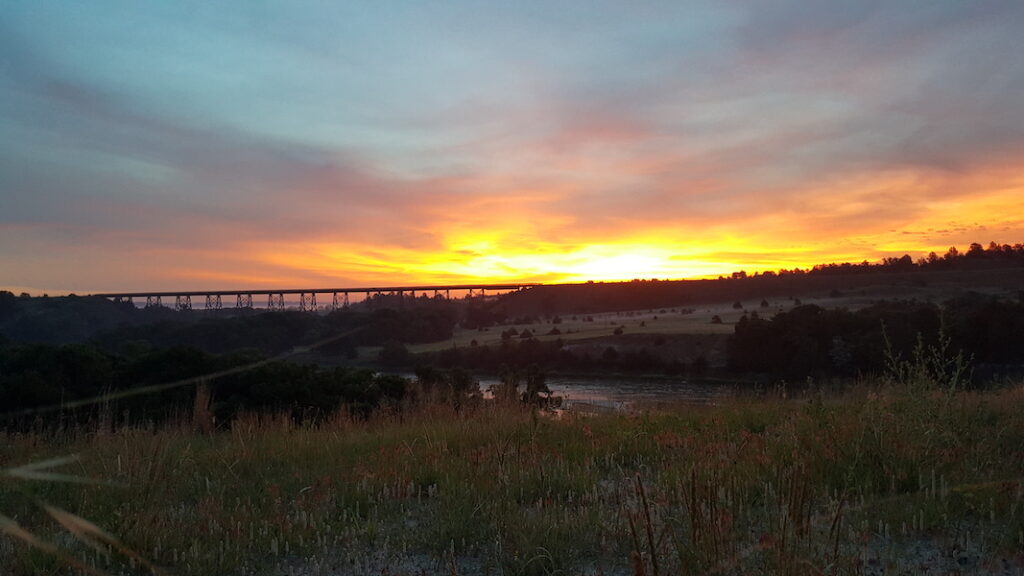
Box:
[91,283,542,311]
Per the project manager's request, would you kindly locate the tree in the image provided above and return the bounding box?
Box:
[602,347,619,362]
[490,365,520,403]
[691,355,709,376]
[0,291,16,320]
[414,365,446,396]
[379,340,410,366]
[447,367,479,409]
[521,365,552,406]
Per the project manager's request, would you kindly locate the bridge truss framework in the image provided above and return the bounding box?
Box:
[93,283,541,312]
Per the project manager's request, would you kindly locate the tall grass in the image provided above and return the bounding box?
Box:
[3,378,1024,575]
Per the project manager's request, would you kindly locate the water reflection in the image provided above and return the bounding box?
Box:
[473,375,733,411]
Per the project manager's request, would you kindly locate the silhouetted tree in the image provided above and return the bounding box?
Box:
[602,347,619,362]
[379,340,410,366]
[691,355,709,376]
[521,365,552,406]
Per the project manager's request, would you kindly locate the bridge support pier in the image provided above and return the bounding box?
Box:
[205,294,222,310]
[236,294,253,309]
[300,292,317,312]
[268,293,284,311]
[331,292,349,310]
[175,295,192,311]
[145,295,162,308]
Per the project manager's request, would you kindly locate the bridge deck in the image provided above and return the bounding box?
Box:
[90,283,542,299]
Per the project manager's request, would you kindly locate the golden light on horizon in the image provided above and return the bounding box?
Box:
[6,154,1023,294]
[240,159,1024,290]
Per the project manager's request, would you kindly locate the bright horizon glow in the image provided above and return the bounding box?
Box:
[0,238,1015,296]
[2,3,1023,294]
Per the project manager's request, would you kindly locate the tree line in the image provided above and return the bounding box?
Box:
[728,292,1024,380]
[494,241,1024,316]
[383,334,711,377]
[0,293,458,355]
[0,344,414,430]
[735,241,1024,279]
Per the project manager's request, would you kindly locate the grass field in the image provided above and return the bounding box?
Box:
[399,279,1004,358]
[3,370,1024,575]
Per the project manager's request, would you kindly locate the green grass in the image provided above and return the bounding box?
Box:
[3,382,1024,575]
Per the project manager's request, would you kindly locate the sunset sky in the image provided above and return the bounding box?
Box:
[2,1,1023,294]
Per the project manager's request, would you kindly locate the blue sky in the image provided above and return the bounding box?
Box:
[2,1,1023,292]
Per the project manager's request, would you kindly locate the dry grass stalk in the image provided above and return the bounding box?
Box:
[0,513,110,576]
[44,504,166,575]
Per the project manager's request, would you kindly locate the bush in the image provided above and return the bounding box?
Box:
[379,340,411,366]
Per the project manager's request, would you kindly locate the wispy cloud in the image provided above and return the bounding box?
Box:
[1,1,1022,292]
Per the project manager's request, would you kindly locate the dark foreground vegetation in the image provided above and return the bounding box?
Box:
[729,293,1024,379]
[2,369,1024,575]
[0,344,496,430]
[0,303,462,426]
[0,293,456,353]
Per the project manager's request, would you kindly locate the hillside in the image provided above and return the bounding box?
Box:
[495,264,1024,317]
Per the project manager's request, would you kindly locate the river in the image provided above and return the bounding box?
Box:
[396,372,738,411]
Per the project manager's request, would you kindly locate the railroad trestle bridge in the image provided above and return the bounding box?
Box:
[91,283,541,312]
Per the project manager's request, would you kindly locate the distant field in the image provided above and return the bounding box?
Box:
[346,275,1023,364]
[497,265,1024,318]
[406,279,997,355]
[409,305,734,353]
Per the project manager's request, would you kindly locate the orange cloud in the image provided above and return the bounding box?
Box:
[239,155,1024,288]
